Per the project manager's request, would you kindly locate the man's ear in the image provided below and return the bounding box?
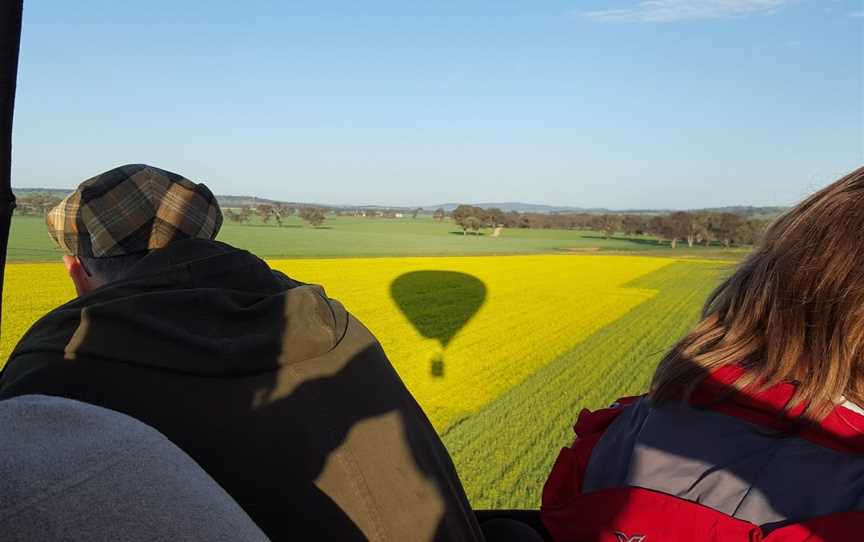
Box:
[63,255,94,296]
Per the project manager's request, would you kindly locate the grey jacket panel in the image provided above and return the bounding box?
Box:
[583,397,864,529]
[0,395,269,542]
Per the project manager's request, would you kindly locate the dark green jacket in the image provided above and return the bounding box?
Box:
[0,240,482,542]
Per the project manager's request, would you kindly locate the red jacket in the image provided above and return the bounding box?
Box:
[540,366,864,541]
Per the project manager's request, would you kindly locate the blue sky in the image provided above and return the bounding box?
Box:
[10,1,863,209]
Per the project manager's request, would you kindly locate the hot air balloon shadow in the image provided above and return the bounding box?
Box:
[390,271,487,378]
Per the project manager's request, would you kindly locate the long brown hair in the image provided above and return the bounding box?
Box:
[651,166,864,419]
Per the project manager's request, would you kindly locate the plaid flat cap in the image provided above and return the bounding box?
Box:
[46,164,223,258]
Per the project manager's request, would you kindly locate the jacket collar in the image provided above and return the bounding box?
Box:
[78,239,291,301]
[691,365,864,455]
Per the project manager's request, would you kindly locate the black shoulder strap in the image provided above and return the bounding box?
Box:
[0,1,23,335]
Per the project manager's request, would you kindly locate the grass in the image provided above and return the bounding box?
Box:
[442,260,730,508]
[6,214,749,262]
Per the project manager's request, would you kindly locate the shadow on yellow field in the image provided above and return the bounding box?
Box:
[390,271,486,378]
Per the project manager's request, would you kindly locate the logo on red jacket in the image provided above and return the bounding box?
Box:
[614,532,646,542]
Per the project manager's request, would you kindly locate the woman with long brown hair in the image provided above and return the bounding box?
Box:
[540,167,864,541]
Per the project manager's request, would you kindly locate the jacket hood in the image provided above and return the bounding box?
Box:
[10,239,347,376]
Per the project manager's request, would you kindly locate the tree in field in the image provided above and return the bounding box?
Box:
[225,207,252,223]
[648,215,678,247]
[695,213,714,246]
[501,211,520,228]
[621,214,648,236]
[464,216,482,235]
[238,206,253,223]
[411,207,422,219]
[450,204,471,227]
[299,207,327,228]
[482,208,505,228]
[547,214,566,230]
[660,212,694,249]
[669,211,699,248]
[676,212,703,248]
[592,214,621,239]
[273,204,295,227]
[18,193,62,217]
[451,204,485,234]
[647,216,666,244]
[433,208,445,222]
[257,204,275,225]
[572,213,594,230]
[714,213,744,248]
[650,216,671,246]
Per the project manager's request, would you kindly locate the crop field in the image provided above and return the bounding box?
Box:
[6,215,750,262]
[0,253,730,508]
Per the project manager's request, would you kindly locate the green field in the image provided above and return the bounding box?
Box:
[2,215,735,508]
[8,214,749,262]
[443,260,725,507]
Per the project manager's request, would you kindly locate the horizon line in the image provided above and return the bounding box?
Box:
[11,186,789,214]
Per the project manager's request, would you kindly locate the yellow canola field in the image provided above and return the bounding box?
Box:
[1,255,672,429]
[1,263,76,362]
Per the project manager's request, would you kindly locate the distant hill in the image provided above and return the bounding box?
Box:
[12,188,787,219]
[216,195,287,208]
[423,202,588,213]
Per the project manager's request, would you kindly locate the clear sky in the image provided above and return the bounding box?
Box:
[10,1,863,209]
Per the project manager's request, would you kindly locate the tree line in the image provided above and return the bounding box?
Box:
[447,204,772,248]
[14,193,63,217]
[11,193,331,229]
[223,203,329,228]
[13,192,773,245]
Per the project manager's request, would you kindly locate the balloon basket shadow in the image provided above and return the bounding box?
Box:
[430,356,445,378]
[390,270,487,381]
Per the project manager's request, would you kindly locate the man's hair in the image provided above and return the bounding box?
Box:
[651,166,864,420]
[79,252,148,284]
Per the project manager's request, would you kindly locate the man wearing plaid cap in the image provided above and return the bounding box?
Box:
[45,163,224,293]
[0,164,482,542]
